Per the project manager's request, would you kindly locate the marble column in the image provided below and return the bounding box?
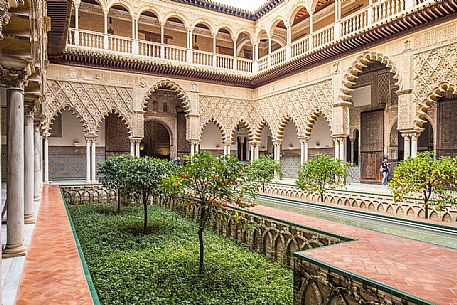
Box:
[350,139,355,164]
[411,134,418,158]
[91,140,96,182]
[300,140,305,165]
[43,137,49,183]
[339,138,345,161]
[34,124,42,200]
[274,143,281,161]
[334,139,340,160]
[304,140,309,163]
[135,140,140,157]
[24,112,35,224]
[85,138,91,183]
[255,145,259,160]
[4,83,26,257]
[403,134,411,159]
[190,142,195,156]
[130,139,135,156]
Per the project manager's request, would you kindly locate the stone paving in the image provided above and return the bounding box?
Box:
[251,204,457,305]
[15,185,93,305]
[12,183,457,305]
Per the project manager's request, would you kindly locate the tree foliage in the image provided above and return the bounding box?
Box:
[123,157,175,234]
[296,154,349,202]
[246,156,282,191]
[163,152,258,273]
[98,155,133,212]
[389,151,457,218]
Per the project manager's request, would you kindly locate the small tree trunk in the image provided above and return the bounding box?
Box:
[117,189,121,213]
[320,192,324,203]
[198,224,204,274]
[262,183,265,193]
[143,191,148,234]
[424,190,429,219]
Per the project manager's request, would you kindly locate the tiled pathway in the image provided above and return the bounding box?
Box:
[13,184,457,304]
[15,185,93,305]
[252,205,457,305]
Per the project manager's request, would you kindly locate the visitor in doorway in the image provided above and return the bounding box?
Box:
[173,157,181,166]
[380,157,390,186]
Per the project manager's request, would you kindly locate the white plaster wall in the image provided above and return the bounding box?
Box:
[260,126,272,153]
[281,121,300,149]
[49,111,106,146]
[309,116,332,149]
[200,122,223,150]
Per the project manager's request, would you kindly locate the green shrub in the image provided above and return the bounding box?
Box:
[296,154,349,202]
[68,203,292,305]
[98,155,133,212]
[389,151,457,218]
[246,156,282,191]
[123,157,175,234]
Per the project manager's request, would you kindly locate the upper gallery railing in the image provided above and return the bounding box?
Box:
[66,0,435,74]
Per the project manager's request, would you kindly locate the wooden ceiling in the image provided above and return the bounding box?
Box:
[47,0,72,57]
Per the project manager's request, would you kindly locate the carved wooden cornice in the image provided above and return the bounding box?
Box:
[170,0,284,21]
[49,0,457,89]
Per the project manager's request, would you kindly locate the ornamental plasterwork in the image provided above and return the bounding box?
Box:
[199,95,257,143]
[0,0,11,40]
[413,44,457,111]
[256,79,333,141]
[43,80,135,136]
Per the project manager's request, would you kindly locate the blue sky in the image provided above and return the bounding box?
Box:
[212,0,268,11]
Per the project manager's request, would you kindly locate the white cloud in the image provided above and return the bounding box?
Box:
[212,0,268,11]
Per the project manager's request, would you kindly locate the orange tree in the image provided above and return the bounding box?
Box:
[389,151,457,218]
[296,154,349,202]
[123,157,175,234]
[164,152,259,273]
[98,155,133,213]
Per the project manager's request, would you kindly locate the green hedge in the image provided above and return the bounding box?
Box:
[68,203,293,305]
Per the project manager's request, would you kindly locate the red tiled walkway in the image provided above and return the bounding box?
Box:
[16,185,93,305]
[252,205,457,305]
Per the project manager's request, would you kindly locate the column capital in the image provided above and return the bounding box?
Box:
[85,135,97,142]
[1,68,28,89]
[298,136,310,143]
[332,136,345,142]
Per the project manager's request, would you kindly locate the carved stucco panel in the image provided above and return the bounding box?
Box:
[43,79,135,136]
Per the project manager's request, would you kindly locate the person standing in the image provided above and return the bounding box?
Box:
[380,157,390,186]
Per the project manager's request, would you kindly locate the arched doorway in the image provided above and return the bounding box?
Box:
[349,61,399,183]
[307,115,333,159]
[200,121,224,156]
[258,123,273,158]
[232,122,250,161]
[48,109,87,180]
[144,84,190,159]
[280,119,300,178]
[435,93,457,157]
[142,120,171,159]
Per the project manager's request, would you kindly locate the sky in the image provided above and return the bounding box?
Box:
[212,0,268,11]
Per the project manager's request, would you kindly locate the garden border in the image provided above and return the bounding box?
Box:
[60,188,102,305]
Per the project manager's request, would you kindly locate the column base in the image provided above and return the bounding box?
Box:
[24,214,36,224]
[3,244,26,258]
